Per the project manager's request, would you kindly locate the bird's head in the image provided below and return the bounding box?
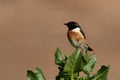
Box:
[64,21,80,30]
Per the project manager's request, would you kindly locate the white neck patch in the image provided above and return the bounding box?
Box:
[71,27,80,33]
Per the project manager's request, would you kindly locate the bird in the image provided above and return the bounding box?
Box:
[64,21,93,51]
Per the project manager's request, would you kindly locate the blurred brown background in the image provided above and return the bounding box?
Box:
[0,0,120,80]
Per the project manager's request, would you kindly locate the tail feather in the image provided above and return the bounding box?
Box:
[86,44,93,51]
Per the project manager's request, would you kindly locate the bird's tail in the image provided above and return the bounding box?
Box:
[86,44,93,51]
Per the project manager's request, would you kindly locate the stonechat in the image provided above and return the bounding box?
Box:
[64,21,93,51]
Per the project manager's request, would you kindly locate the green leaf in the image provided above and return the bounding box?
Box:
[84,51,91,63]
[79,76,89,80]
[63,49,83,79]
[27,68,46,80]
[27,70,38,80]
[55,48,64,66]
[83,55,97,75]
[35,67,46,80]
[90,65,109,80]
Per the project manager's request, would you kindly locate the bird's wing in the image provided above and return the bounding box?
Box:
[80,29,86,39]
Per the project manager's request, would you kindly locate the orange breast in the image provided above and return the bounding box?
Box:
[67,31,85,42]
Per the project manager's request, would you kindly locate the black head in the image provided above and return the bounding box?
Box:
[64,21,81,30]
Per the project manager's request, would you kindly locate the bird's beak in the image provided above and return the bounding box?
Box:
[63,23,67,25]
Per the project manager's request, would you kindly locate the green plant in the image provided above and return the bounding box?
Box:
[27,48,109,80]
[27,67,46,80]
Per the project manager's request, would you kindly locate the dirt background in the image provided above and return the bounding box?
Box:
[0,0,120,80]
